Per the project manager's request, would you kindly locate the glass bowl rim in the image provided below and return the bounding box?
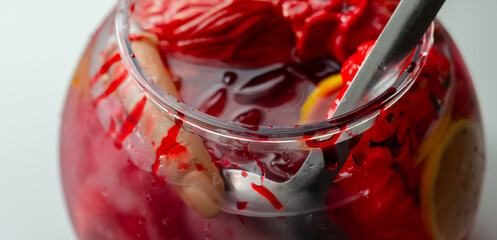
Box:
[114,0,434,143]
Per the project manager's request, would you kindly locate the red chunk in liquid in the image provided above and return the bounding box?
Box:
[233,109,262,125]
[198,88,227,117]
[234,68,297,108]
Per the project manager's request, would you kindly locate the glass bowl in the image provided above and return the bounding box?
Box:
[60,0,484,239]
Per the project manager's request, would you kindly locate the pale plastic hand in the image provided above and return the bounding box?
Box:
[115,33,224,218]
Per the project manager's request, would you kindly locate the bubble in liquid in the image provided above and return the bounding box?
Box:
[101,188,109,198]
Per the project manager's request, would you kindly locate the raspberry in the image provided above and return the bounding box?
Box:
[329,168,429,239]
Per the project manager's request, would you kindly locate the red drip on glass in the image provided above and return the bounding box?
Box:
[152,123,187,178]
[251,183,283,210]
[93,71,128,105]
[237,201,248,211]
[114,96,147,149]
[91,53,121,85]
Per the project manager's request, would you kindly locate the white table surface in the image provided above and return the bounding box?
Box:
[0,0,495,239]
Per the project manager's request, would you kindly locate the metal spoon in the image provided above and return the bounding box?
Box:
[221,0,445,236]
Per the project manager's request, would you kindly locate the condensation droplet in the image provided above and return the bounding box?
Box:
[204,223,211,231]
[101,188,109,198]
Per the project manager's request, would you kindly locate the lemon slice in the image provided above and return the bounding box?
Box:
[415,111,453,165]
[420,119,485,240]
[300,74,342,124]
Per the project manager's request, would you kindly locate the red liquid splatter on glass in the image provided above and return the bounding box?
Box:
[251,183,283,210]
[91,53,121,85]
[152,122,187,177]
[236,201,248,211]
[243,145,266,182]
[212,157,243,170]
[114,96,147,149]
[93,71,128,105]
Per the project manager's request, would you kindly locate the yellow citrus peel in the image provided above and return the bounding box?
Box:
[415,110,453,165]
[300,74,342,124]
[420,119,484,240]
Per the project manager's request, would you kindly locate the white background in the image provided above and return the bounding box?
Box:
[0,0,495,239]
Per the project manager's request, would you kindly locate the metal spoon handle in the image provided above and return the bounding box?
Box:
[220,0,446,218]
[332,0,446,117]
